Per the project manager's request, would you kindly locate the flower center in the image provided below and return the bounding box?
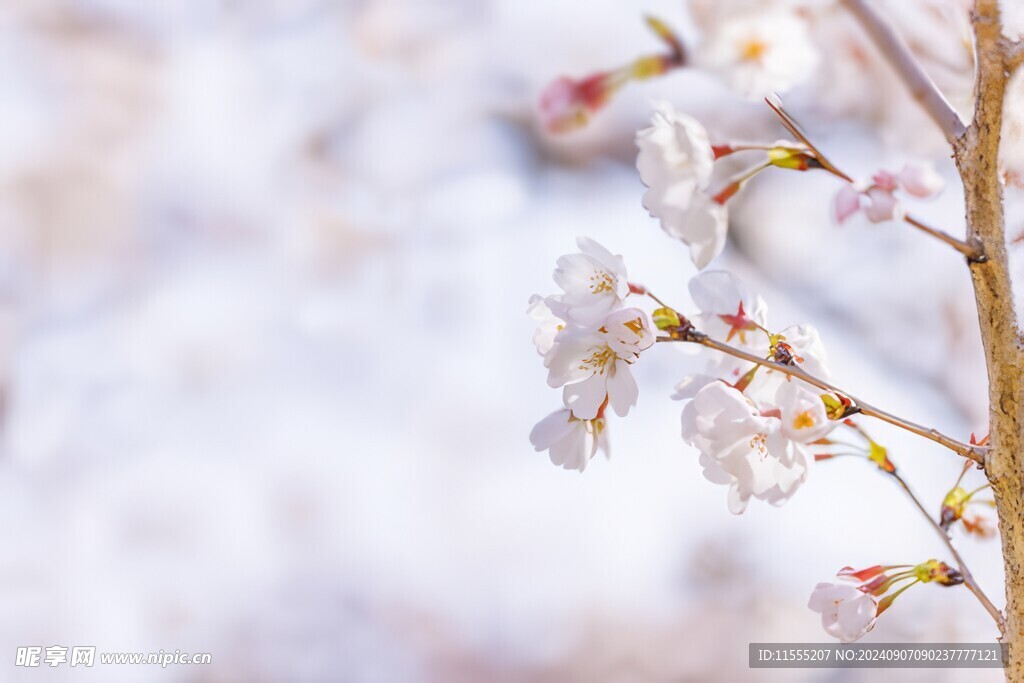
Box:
[578,345,616,374]
[622,316,647,337]
[740,38,768,63]
[588,270,615,294]
[792,410,816,430]
[749,433,768,457]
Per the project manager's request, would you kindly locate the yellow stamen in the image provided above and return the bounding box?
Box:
[792,410,816,430]
[740,38,768,63]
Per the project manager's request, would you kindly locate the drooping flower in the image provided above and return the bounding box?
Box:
[546,237,629,326]
[544,308,654,419]
[637,103,727,268]
[697,9,819,99]
[680,381,810,513]
[808,582,879,643]
[530,408,609,472]
[810,560,962,643]
[637,102,715,194]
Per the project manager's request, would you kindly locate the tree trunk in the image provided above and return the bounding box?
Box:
[958,2,1024,679]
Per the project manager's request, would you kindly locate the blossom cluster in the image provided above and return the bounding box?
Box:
[528,238,654,472]
[675,271,833,513]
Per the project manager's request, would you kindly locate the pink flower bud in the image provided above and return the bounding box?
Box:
[897,162,944,198]
[871,170,899,192]
[863,186,902,223]
[833,185,862,224]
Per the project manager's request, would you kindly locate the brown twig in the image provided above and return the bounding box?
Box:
[764,97,985,261]
[889,471,1005,633]
[903,214,986,261]
[657,330,986,464]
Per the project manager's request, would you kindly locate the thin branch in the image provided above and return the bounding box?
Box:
[838,0,966,145]
[890,471,1005,633]
[764,97,985,261]
[657,330,986,464]
[903,214,986,261]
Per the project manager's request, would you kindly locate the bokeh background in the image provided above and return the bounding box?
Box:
[0,0,1021,680]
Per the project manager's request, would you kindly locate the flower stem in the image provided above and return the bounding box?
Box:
[656,330,986,464]
[889,471,1005,633]
[763,97,984,261]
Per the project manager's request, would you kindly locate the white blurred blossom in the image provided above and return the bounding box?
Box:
[697,9,819,99]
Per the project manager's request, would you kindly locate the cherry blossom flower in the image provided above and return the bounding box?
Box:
[636,103,727,268]
[808,582,879,643]
[546,237,629,326]
[688,270,768,348]
[544,307,654,419]
[777,381,835,443]
[680,381,811,513]
[835,163,943,225]
[530,408,609,472]
[527,294,564,356]
[680,271,832,404]
[697,9,819,99]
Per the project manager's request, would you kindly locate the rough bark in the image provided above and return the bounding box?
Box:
[959,1,1024,678]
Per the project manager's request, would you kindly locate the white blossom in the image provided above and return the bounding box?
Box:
[807,582,879,643]
[697,9,819,99]
[544,308,654,419]
[688,270,769,349]
[681,272,832,403]
[530,408,609,472]
[546,237,629,326]
[527,294,563,356]
[636,103,727,269]
[680,381,810,513]
[776,381,834,444]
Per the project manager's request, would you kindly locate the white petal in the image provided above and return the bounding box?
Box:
[563,373,607,420]
[529,409,577,451]
[606,361,639,417]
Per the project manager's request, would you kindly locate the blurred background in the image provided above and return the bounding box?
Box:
[0,0,1020,680]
